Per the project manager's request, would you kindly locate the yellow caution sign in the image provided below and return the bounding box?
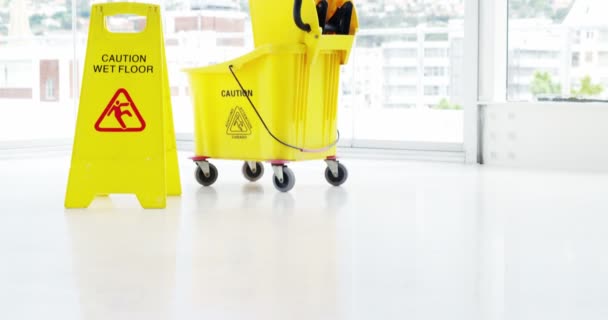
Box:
[65,2,181,209]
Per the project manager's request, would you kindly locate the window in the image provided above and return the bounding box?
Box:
[424,48,448,58]
[387,85,417,96]
[45,79,56,100]
[40,60,59,102]
[384,48,418,59]
[424,85,441,96]
[508,0,608,101]
[572,52,580,67]
[424,67,446,77]
[349,0,465,143]
[424,33,449,42]
[384,104,415,109]
[385,67,417,82]
[599,30,608,43]
[573,30,581,44]
[0,61,32,88]
[1,0,467,147]
[1,0,73,140]
[0,61,33,100]
[599,52,608,67]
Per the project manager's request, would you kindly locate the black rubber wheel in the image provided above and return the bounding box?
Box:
[242,161,264,182]
[272,166,295,192]
[325,162,348,186]
[195,163,218,187]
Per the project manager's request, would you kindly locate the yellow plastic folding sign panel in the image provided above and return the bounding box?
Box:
[65,2,181,209]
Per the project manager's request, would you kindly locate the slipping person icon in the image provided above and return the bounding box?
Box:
[108,100,132,130]
[94,89,146,133]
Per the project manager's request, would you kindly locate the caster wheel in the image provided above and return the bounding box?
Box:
[325,162,348,186]
[195,162,218,186]
[272,166,295,192]
[242,161,264,182]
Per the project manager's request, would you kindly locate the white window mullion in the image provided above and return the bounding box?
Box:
[479,0,507,103]
[464,0,482,163]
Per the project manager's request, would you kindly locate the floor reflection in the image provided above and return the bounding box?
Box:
[186,186,340,320]
[195,187,218,210]
[65,205,181,320]
[324,187,349,210]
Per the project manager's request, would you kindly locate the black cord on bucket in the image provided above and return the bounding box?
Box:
[228,65,340,153]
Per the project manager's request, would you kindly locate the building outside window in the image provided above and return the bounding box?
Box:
[348,0,466,144]
[1,0,467,146]
[598,51,608,66]
[0,60,33,100]
[508,0,608,102]
[424,85,441,96]
[572,52,580,67]
[424,67,446,77]
[599,30,608,42]
[45,79,56,100]
[0,61,31,89]
[0,0,77,140]
[424,48,448,58]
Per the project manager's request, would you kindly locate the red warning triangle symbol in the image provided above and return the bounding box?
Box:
[95,88,146,132]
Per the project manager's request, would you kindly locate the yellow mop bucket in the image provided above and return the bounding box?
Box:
[184,0,358,192]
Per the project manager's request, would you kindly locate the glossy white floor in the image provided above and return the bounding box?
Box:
[1,152,608,320]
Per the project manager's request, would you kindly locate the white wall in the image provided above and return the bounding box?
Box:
[481,103,608,171]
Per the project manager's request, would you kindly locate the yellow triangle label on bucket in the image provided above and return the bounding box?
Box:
[226,106,252,135]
